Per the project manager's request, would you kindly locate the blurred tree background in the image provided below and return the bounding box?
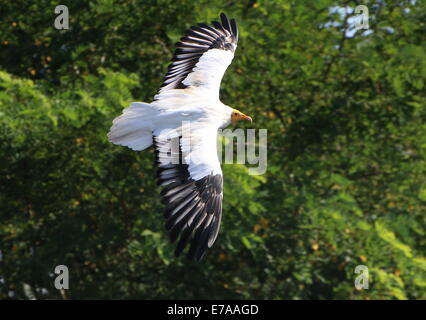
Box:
[0,0,425,299]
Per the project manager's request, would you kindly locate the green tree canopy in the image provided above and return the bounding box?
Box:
[0,0,425,299]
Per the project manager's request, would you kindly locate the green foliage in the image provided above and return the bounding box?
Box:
[0,0,425,299]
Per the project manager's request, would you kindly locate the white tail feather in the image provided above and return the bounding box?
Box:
[107,102,156,151]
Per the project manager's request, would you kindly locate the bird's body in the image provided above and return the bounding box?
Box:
[108,13,251,260]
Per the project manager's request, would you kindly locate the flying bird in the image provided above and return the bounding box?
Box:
[107,13,252,260]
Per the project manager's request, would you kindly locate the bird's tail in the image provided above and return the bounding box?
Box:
[107,102,157,151]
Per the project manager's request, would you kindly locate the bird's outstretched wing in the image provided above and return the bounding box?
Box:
[157,13,238,97]
[150,13,239,260]
[153,126,223,260]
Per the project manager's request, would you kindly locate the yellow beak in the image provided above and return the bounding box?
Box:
[232,111,253,124]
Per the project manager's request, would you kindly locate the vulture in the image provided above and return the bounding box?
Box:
[108,13,252,260]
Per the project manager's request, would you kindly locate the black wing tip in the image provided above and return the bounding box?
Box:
[220,13,230,30]
[159,13,238,92]
[230,18,238,42]
[219,13,238,42]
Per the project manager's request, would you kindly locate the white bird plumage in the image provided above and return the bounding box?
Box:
[107,13,251,260]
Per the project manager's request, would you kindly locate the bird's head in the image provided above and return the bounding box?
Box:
[231,109,252,124]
